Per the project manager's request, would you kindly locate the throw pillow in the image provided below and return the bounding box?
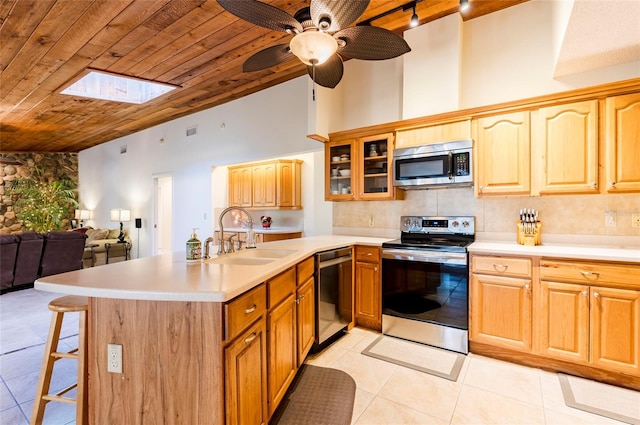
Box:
[107,228,121,239]
[86,229,109,243]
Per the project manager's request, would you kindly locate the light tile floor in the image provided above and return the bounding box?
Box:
[1,288,637,425]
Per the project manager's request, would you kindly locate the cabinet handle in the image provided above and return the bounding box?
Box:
[244,305,257,314]
[580,271,600,279]
[374,267,378,272]
[591,182,597,188]
[493,264,508,272]
[610,181,616,187]
[366,252,372,256]
[593,292,600,298]
[582,290,589,297]
[300,294,305,300]
[524,284,530,293]
[244,332,257,344]
[295,298,300,304]
[479,186,484,192]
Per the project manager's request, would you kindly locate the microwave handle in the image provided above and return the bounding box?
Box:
[448,152,453,180]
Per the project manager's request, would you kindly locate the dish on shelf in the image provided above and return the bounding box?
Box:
[339,169,351,176]
[365,167,385,174]
[332,156,340,162]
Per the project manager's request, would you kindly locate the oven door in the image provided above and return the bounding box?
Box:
[381,248,469,353]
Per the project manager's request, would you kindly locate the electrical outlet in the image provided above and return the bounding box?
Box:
[368,216,375,227]
[107,343,122,374]
[605,211,616,227]
[633,213,640,228]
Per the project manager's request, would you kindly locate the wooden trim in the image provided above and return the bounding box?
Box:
[470,340,640,391]
[307,134,329,143]
[328,78,640,141]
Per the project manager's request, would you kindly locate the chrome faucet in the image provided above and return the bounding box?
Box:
[217,206,254,255]
[203,237,214,259]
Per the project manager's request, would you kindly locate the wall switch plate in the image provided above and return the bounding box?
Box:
[633,213,640,228]
[605,211,616,227]
[107,343,122,374]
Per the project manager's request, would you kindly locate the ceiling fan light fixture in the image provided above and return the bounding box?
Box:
[289,30,338,66]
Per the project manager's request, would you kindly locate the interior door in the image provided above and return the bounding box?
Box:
[154,175,173,255]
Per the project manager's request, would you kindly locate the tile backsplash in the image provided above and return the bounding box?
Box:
[333,188,640,246]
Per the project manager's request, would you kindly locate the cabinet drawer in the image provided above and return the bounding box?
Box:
[471,255,532,278]
[355,246,380,263]
[540,260,640,289]
[297,256,314,285]
[268,267,296,308]
[225,284,267,341]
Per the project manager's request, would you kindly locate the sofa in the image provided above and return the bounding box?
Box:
[80,228,132,267]
[1,231,87,293]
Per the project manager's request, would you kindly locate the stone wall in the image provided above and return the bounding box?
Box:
[0,153,79,234]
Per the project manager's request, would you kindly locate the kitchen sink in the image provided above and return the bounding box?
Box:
[234,249,296,259]
[208,256,276,266]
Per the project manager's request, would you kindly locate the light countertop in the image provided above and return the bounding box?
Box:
[216,226,303,234]
[468,241,640,263]
[35,235,390,303]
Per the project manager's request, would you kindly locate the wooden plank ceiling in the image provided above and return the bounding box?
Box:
[0,0,525,153]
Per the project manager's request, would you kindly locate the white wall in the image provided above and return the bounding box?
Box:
[79,77,324,257]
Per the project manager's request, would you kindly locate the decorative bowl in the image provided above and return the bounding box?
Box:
[339,169,351,176]
[332,156,340,162]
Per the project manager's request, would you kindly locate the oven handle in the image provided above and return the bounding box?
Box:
[382,248,467,265]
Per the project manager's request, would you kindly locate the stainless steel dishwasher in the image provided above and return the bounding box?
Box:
[313,246,352,352]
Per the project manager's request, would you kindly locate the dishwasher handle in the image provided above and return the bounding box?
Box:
[318,255,352,269]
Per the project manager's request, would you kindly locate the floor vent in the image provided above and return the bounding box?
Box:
[186,125,198,137]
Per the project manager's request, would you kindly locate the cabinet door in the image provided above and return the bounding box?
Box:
[605,93,640,193]
[590,286,640,375]
[536,281,589,363]
[229,167,253,207]
[470,273,532,351]
[225,318,268,425]
[252,164,276,207]
[355,260,381,330]
[358,133,396,200]
[473,111,530,196]
[535,100,599,194]
[277,161,301,208]
[267,294,297,416]
[396,120,471,148]
[326,140,355,200]
[296,276,315,366]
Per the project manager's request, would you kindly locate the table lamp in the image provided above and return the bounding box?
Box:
[110,209,131,243]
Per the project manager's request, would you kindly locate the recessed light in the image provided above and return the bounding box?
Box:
[60,69,177,104]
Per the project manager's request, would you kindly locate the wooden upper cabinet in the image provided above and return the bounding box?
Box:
[252,163,276,207]
[229,166,253,207]
[396,119,471,148]
[473,111,530,196]
[605,93,640,193]
[533,100,599,195]
[229,160,302,209]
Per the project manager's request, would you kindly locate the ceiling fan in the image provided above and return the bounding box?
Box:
[217,0,412,88]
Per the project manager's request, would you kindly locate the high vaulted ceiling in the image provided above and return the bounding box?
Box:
[0,0,526,153]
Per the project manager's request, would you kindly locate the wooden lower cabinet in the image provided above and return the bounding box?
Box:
[589,286,640,374]
[536,280,590,363]
[354,246,381,331]
[470,273,532,351]
[296,276,315,366]
[225,318,268,425]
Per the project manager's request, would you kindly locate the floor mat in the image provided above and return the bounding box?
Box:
[558,373,640,425]
[270,364,356,425]
[361,335,465,382]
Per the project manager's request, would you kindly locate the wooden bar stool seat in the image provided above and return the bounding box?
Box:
[31,295,88,425]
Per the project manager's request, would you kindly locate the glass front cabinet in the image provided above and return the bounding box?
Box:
[326,133,402,201]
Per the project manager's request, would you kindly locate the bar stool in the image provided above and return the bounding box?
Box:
[31,295,88,425]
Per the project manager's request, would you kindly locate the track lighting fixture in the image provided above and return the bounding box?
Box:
[460,0,470,12]
[410,5,419,27]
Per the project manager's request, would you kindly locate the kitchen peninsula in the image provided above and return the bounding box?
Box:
[35,235,389,425]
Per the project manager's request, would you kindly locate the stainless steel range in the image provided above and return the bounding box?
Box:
[381,216,475,354]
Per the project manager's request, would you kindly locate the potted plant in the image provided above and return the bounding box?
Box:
[260,215,272,229]
[6,167,78,232]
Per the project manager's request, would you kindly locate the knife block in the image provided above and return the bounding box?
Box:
[517,221,541,246]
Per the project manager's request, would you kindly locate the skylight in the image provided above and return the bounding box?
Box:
[60,70,177,104]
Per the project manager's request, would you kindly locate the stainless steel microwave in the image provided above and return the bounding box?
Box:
[392,139,473,189]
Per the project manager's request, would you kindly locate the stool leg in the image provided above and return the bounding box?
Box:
[31,311,63,425]
[76,309,88,425]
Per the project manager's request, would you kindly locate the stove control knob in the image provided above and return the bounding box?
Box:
[412,219,420,228]
[451,221,459,228]
[462,221,470,227]
[403,217,412,228]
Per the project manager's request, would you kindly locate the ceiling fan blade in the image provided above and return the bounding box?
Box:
[306,54,343,88]
[310,0,370,32]
[336,26,411,60]
[217,0,302,33]
[243,44,294,72]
